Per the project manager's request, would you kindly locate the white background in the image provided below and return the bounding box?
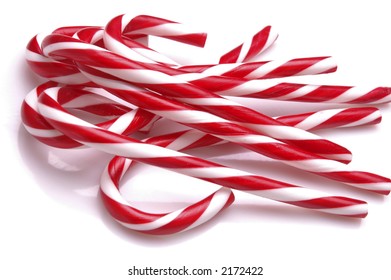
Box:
[1,1,391,279]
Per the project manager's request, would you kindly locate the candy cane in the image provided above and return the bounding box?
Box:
[36,87,369,220]
[100,18,353,161]
[61,65,391,195]
[219,25,278,63]
[22,83,382,150]
[179,56,337,80]
[21,14,391,235]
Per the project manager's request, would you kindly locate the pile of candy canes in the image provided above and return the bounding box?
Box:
[22,14,391,235]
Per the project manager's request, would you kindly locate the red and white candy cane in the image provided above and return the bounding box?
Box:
[179,56,337,80]
[36,87,369,220]
[23,83,383,234]
[104,18,353,161]
[219,25,278,63]
[40,34,391,195]
[215,80,391,104]
[22,82,382,150]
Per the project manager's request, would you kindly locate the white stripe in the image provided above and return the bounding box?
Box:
[169,166,251,178]
[243,124,321,140]
[24,88,39,110]
[80,69,143,91]
[165,130,206,150]
[276,84,321,100]
[280,158,345,173]
[107,111,137,134]
[117,210,182,231]
[103,33,155,64]
[127,22,202,37]
[184,188,232,231]
[92,142,185,158]
[174,97,239,106]
[25,49,52,62]
[134,47,178,65]
[38,103,96,128]
[316,153,352,162]
[62,94,113,108]
[347,182,391,193]
[43,41,103,57]
[318,204,367,216]
[100,167,130,205]
[244,59,289,79]
[237,38,252,62]
[222,134,278,144]
[339,111,381,128]
[174,72,210,81]
[296,57,337,76]
[91,29,104,44]
[51,73,89,85]
[294,109,346,130]
[149,109,229,124]
[96,67,180,85]
[216,80,280,96]
[201,63,239,76]
[247,187,327,202]
[23,125,63,138]
[327,86,378,103]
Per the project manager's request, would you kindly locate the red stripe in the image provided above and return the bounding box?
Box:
[312,108,380,130]
[124,15,177,32]
[143,194,213,235]
[101,191,165,224]
[161,33,207,47]
[260,57,333,79]
[143,191,234,235]
[349,87,391,104]
[292,85,351,102]
[245,26,272,61]
[26,61,79,78]
[219,46,241,64]
[205,175,295,191]
[137,156,221,169]
[288,196,367,210]
[320,171,391,185]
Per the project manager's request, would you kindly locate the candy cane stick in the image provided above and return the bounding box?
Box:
[36,86,369,219]
[24,87,382,233]
[215,80,391,104]
[104,17,391,105]
[21,83,158,148]
[22,82,382,149]
[179,56,337,80]
[100,19,353,161]
[219,25,278,63]
[39,28,391,193]
[62,61,390,195]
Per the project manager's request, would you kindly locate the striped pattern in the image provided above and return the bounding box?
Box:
[219,25,278,63]
[180,56,337,80]
[33,87,370,232]
[39,34,391,195]
[21,14,391,235]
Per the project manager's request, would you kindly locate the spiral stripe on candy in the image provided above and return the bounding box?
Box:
[122,14,207,47]
[275,107,381,131]
[42,56,391,195]
[219,25,278,63]
[101,17,352,162]
[179,56,337,80]
[21,83,158,148]
[36,87,369,221]
[214,80,391,104]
